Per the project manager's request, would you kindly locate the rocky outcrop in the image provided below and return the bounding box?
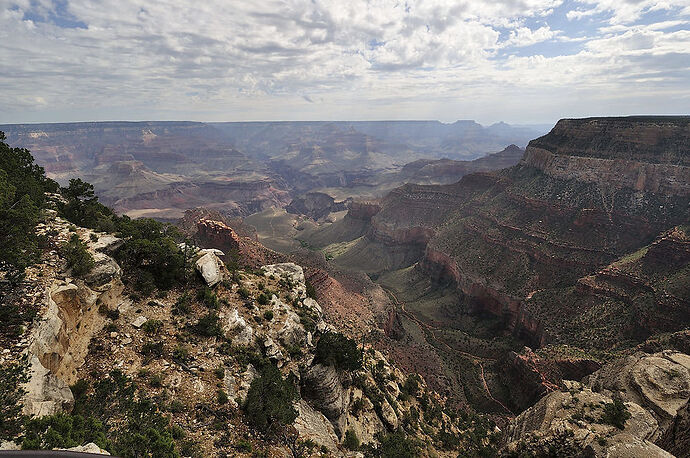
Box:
[21,222,124,417]
[527,116,690,165]
[503,351,690,456]
[195,250,223,287]
[503,386,665,456]
[301,363,348,422]
[400,144,525,185]
[224,308,254,346]
[658,399,690,456]
[348,201,382,222]
[286,192,348,220]
[585,352,690,427]
[294,400,340,451]
[522,146,690,196]
[195,219,242,257]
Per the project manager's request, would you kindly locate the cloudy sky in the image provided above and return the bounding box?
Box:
[1,0,689,125]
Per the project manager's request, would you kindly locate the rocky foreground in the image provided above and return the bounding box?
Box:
[0,208,496,457]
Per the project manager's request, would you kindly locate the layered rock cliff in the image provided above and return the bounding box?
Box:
[340,117,689,347]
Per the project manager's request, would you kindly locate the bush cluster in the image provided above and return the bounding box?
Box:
[314,332,362,371]
[0,132,58,278]
[22,370,182,457]
[243,363,298,436]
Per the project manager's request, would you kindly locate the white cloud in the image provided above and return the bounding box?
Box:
[569,0,690,24]
[502,25,558,47]
[0,0,688,124]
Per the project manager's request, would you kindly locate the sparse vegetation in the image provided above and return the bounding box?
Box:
[197,287,219,309]
[142,319,163,335]
[217,389,229,405]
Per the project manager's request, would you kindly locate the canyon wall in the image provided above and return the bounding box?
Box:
[347,117,690,348]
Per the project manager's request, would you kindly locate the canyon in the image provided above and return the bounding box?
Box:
[297,116,689,416]
[1,116,688,456]
[0,121,541,221]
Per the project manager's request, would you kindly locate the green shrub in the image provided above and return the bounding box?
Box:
[142,319,163,335]
[401,374,421,399]
[263,310,274,321]
[168,400,184,414]
[373,431,418,458]
[197,288,219,309]
[601,397,631,429]
[172,345,189,363]
[217,390,229,405]
[22,413,109,451]
[350,397,365,416]
[343,429,360,450]
[234,439,252,452]
[0,357,29,439]
[173,293,191,315]
[149,374,164,388]
[214,366,225,379]
[314,332,362,371]
[141,341,164,362]
[193,312,222,337]
[305,278,317,299]
[243,364,298,435]
[256,293,270,305]
[61,234,94,277]
[237,287,251,299]
[70,380,89,403]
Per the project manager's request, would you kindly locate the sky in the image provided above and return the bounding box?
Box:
[0,0,689,125]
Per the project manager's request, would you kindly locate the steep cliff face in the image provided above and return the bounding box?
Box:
[527,116,690,165]
[10,212,125,418]
[345,117,689,349]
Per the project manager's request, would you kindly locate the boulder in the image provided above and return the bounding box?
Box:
[264,337,284,362]
[224,309,254,346]
[195,252,222,287]
[131,316,147,329]
[503,387,661,456]
[294,400,340,452]
[301,363,347,421]
[279,309,306,348]
[380,399,398,430]
[61,443,111,455]
[84,253,121,287]
[198,248,225,257]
